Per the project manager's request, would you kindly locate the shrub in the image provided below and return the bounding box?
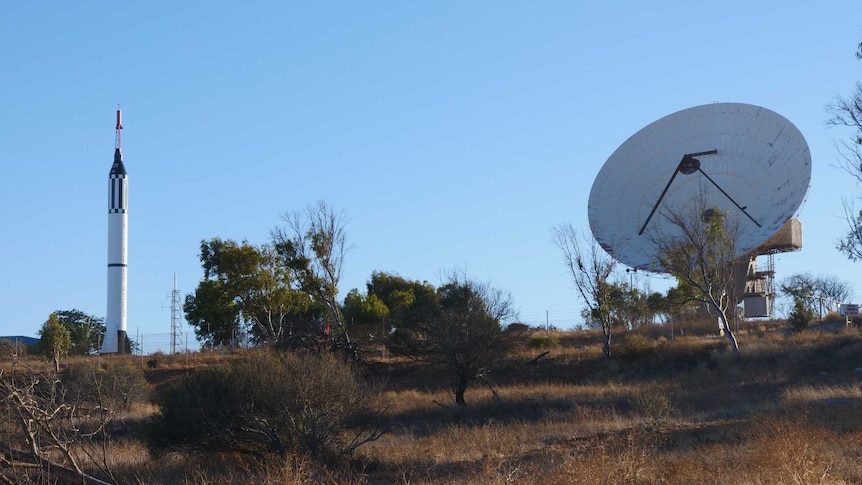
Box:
[633,391,675,431]
[787,299,815,331]
[619,333,654,356]
[529,333,559,348]
[148,349,381,460]
[62,361,150,411]
[61,362,101,404]
[823,311,844,324]
[102,361,150,410]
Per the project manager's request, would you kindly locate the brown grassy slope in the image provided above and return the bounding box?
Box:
[43,321,862,484]
[353,322,862,484]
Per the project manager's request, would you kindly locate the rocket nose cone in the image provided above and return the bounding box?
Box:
[110,148,127,175]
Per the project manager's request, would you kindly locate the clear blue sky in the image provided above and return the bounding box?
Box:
[1,2,860,351]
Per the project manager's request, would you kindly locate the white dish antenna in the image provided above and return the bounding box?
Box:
[588,102,811,271]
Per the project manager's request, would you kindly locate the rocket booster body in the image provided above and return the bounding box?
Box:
[102,111,128,354]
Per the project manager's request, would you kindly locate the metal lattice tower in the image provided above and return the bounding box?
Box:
[170,273,184,354]
[765,253,776,319]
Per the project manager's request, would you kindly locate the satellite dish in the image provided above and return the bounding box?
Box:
[588,102,811,271]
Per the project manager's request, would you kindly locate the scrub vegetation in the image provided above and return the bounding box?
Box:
[2,318,862,484]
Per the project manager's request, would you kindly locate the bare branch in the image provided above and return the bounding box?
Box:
[552,223,617,357]
[650,197,740,353]
[272,201,355,356]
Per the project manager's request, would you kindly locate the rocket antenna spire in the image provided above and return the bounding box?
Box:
[115,104,123,149]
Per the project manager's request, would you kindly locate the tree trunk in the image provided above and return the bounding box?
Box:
[723,323,740,355]
[454,374,468,406]
[716,311,740,355]
[53,351,60,373]
[602,327,612,359]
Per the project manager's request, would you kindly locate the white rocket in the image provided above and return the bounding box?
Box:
[102,109,128,354]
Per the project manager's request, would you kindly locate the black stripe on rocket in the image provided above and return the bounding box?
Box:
[109,175,127,214]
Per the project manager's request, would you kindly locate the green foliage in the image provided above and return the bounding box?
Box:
[148,365,236,454]
[271,201,354,354]
[185,262,242,347]
[365,271,438,343]
[660,208,734,294]
[606,282,656,329]
[53,309,105,355]
[148,350,379,459]
[655,202,739,352]
[61,363,102,404]
[342,289,389,339]
[780,272,817,302]
[186,238,317,349]
[389,273,515,406]
[664,284,704,320]
[37,313,71,371]
[787,298,815,331]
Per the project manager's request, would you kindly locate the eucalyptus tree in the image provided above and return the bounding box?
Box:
[780,272,853,318]
[37,313,71,372]
[363,270,439,351]
[185,238,314,348]
[341,288,389,339]
[829,40,862,260]
[653,201,740,354]
[54,309,105,355]
[184,279,241,348]
[552,222,617,358]
[391,270,515,406]
[271,201,355,355]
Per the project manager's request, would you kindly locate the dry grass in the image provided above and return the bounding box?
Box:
[4,322,862,484]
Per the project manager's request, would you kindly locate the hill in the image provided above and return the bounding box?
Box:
[3,319,862,484]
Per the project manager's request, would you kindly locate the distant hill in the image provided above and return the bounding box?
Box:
[0,336,39,346]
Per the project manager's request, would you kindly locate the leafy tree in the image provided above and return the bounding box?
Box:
[653,201,740,354]
[663,284,711,321]
[780,272,853,318]
[185,238,315,348]
[608,282,654,329]
[342,289,389,339]
[435,274,515,406]
[234,243,318,346]
[581,282,654,330]
[551,222,617,358]
[184,279,241,348]
[272,201,355,355]
[54,309,105,355]
[647,291,672,324]
[364,271,439,350]
[37,313,71,372]
[829,40,862,260]
[388,271,515,406]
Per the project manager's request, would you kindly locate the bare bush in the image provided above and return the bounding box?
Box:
[148,349,383,461]
[0,364,118,484]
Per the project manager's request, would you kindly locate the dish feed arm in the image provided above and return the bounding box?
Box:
[697,168,761,228]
